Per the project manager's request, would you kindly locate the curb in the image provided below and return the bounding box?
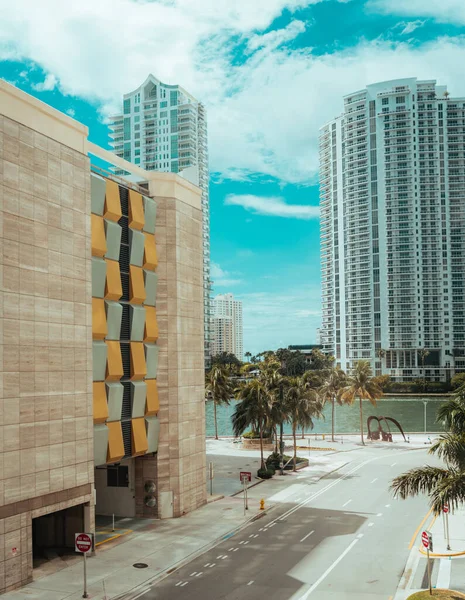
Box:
[417,515,465,557]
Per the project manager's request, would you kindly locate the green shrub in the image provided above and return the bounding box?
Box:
[257,467,274,479]
[266,452,306,470]
[243,430,273,439]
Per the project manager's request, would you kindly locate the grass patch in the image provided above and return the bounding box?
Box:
[407,590,465,599]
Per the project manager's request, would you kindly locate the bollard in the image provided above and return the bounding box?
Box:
[260,499,265,510]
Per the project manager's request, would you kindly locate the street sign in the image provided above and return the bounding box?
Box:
[75,533,93,554]
[240,471,252,482]
[443,504,449,513]
[422,531,430,549]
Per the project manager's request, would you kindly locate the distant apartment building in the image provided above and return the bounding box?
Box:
[212,294,243,361]
[0,80,206,592]
[320,78,465,382]
[108,74,212,364]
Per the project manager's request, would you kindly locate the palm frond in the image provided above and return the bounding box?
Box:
[429,433,465,468]
[391,465,450,501]
[430,470,465,514]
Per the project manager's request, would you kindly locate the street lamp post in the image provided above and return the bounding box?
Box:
[423,400,428,434]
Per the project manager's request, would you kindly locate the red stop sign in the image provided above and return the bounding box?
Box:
[75,533,92,554]
[443,505,449,513]
[422,531,430,549]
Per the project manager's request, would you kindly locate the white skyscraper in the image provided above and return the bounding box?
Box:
[109,74,212,363]
[212,294,243,361]
[320,78,465,382]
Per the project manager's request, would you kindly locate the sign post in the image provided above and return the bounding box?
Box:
[209,462,214,496]
[240,472,252,515]
[422,530,433,596]
[444,505,451,550]
[75,533,93,599]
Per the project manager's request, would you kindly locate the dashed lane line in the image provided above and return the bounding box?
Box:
[300,530,315,543]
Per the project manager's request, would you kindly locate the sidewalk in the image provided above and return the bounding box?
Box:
[2,456,347,600]
[419,507,465,557]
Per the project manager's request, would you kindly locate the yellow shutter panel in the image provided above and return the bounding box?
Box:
[129,265,146,304]
[106,341,123,381]
[130,342,147,380]
[91,214,107,257]
[145,379,159,416]
[144,306,158,342]
[105,259,123,301]
[93,382,108,424]
[131,417,148,456]
[92,298,108,340]
[107,421,125,462]
[104,179,122,222]
[143,233,158,271]
[129,189,144,230]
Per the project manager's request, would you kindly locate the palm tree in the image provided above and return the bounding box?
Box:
[392,393,465,514]
[232,379,271,469]
[376,348,386,374]
[260,360,286,454]
[206,365,234,440]
[418,348,430,392]
[340,360,383,446]
[286,377,323,470]
[244,351,252,362]
[319,367,347,442]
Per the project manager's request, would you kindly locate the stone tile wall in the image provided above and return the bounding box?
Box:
[0,115,94,592]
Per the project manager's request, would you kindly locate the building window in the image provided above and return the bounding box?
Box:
[170,90,178,106]
[107,465,129,487]
[382,98,389,105]
[123,99,131,114]
[160,101,167,108]
[123,118,131,140]
[396,96,406,104]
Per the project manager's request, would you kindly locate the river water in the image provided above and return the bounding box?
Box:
[205,396,449,437]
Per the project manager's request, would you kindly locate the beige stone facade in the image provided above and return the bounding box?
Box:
[0,81,206,593]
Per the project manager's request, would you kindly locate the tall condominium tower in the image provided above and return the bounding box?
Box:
[212,293,244,361]
[109,74,212,364]
[320,78,465,382]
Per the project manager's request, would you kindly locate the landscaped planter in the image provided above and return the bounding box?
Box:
[242,437,273,450]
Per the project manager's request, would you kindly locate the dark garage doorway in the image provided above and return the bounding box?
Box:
[32,505,85,569]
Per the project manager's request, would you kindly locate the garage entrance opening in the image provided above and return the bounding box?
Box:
[32,505,84,569]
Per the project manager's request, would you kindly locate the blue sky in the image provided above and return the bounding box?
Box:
[1,0,465,353]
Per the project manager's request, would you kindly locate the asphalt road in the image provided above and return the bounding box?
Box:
[141,447,433,599]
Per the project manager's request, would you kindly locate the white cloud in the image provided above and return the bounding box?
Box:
[211,263,243,287]
[31,73,57,92]
[367,0,465,24]
[66,108,76,117]
[225,194,319,219]
[395,20,426,35]
[238,287,321,354]
[2,2,465,184]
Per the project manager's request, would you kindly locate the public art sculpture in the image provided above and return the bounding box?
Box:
[367,415,407,442]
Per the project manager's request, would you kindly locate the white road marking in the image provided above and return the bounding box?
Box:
[233,548,239,552]
[175,582,183,587]
[229,547,234,551]
[204,563,210,567]
[368,523,374,527]
[254,534,259,538]
[437,559,452,589]
[376,513,383,517]
[385,504,391,508]
[259,528,263,531]
[300,530,315,543]
[217,555,224,559]
[244,541,249,545]
[342,499,352,508]
[181,582,188,587]
[239,541,244,545]
[357,534,364,539]
[266,450,416,530]
[222,556,228,560]
[371,478,378,484]
[391,463,397,467]
[209,563,216,568]
[196,572,203,577]
[247,581,254,586]
[297,538,359,598]
[190,572,197,576]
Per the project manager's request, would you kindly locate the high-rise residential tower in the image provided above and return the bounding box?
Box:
[109,74,212,364]
[320,78,465,382]
[212,293,243,361]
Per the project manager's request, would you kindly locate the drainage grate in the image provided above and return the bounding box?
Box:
[133,563,148,569]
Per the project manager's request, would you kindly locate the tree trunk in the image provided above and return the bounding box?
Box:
[274,426,278,454]
[293,424,297,471]
[214,400,218,440]
[332,397,335,442]
[279,421,284,474]
[301,425,305,439]
[259,420,265,470]
[359,397,365,445]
